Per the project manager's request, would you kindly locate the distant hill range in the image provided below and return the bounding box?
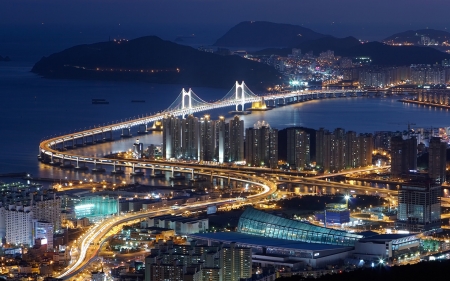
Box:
[213,21,327,48]
[31,36,281,89]
[253,36,361,56]
[253,37,450,66]
[384,29,450,44]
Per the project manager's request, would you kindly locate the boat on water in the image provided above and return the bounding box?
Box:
[92,98,109,104]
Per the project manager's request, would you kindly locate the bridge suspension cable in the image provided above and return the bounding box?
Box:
[165,88,211,113]
[217,81,259,103]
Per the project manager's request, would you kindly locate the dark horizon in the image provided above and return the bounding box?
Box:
[2,0,450,44]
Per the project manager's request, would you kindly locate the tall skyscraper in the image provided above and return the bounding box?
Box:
[163,115,181,159]
[4,205,34,246]
[428,137,447,183]
[228,116,245,163]
[396,182,441,232]
[286,128,310,170]
[181,114,199,160]
[359,133,373,167]
[333,128,346,171]
[390,136,417,178]
[215,116,228,163]
[390,136,403,177]
[200,115,216,161]
[317,128,373,172]
[315,128,327,167]
[245,121,278,168]
[345,131,359,168]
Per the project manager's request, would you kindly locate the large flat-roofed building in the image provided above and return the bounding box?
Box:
[144,214,208,235]
[354,233,420,262]
[189,232,354,269]
[396,182,441,232]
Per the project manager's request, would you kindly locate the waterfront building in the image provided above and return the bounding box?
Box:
[215,116,228,163]
[428,137,447,184]
[200,115,216,161]
[163,115,181,159]
[286,128,310,170]
[315,128,327,167]
[182,114,200,160]
[359,133,373,167]
[345,131,359,168]
[390,136,417,178]
[396,182,441,232]
[245,121,278,168]
[228,116,245,163]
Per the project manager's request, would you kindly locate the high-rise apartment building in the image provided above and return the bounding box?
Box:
[245,121,278,168]
[286,128,310,170]
[428,137,447,184]
[144,240,250,281]
[220,243,252,281]
[163,115,244,163]
[359,133,373,167]
[317,129,372,172]
[181,114,199,160]
[396,182,441,232]
[199,115,216,161]
[163,115,181,159]
[228,116,245,163]
[32,195,62,231]
[390,136,417,178]
[315,128,327,167]
[4,205,34,246]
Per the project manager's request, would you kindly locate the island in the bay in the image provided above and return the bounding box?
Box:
[31,36,281,90]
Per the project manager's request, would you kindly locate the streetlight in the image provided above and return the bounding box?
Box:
[344,194,350,209]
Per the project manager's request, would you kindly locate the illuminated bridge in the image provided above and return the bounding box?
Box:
[38,81,365,169]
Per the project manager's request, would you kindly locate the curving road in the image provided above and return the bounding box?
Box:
[57,174,277,279]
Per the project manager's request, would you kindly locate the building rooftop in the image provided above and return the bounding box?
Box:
[189,232,353,252]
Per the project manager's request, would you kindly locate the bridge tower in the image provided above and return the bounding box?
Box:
[235,81,245,111]
[181,88,193,116]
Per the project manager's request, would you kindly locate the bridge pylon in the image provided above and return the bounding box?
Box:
[235,81,245,111]
[181,88,193,116]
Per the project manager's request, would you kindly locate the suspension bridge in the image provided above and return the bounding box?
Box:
[38,81,364,167]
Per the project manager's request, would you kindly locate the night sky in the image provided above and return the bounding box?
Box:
[2,0,450,40]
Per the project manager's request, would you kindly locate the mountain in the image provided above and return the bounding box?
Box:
[339,42,450,65]
[384,29,450,44]
[213,21,327,48]
[31,36,282,90]
[253,36,361,56]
